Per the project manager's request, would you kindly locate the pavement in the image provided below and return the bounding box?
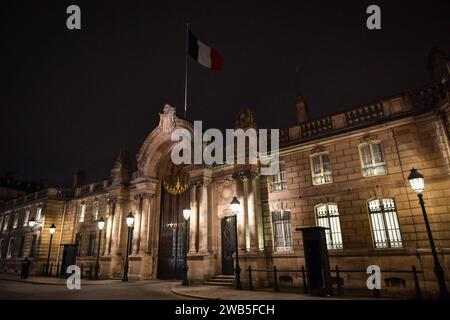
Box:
[0,273,390,300]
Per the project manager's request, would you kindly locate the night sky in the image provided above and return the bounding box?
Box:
[1,1,449,186]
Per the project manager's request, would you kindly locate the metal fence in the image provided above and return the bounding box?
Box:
[244,264,424,298]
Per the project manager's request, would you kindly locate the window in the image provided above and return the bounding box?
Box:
[2,215,9,232]
[87,232,96,256]
[359,142,387,177]
[272,161,287,191]
[310,153,333,185]
[93,201,99,220]
[23,210,30,227]
[0,239,3,258]
[7,238,14,258]
[315,203,343,250]
[29,235,37,258]
[36,207,43,221]
[18,236,25,258]
[13,213,19,229]
[0,216,3,231]
[75,233,82,256]
[272,210,293,252]
[79,203,86,223]
[368,198,403,248]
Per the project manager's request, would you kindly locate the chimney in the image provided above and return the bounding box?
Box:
[73,170,86,187]
[295,94,309,123]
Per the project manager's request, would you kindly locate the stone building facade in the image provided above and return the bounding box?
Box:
[1,51,449,295]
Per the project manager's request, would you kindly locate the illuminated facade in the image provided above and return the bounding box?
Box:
[1,50,449,295]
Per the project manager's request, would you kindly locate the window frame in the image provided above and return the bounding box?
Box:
[358,140,388,177]
[309,152,333,186]
[271,210,294,252]
[7,238,14,259]
[271,161,288,191]
[79,203,86,223]
[314,203,344,250]
[367,197,403,249]
[13,212,19,229]
[23,210,30,227]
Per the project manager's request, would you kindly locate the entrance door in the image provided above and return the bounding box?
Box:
[221,216,236,275]
[157,188,188,279]
[60,244,78,278]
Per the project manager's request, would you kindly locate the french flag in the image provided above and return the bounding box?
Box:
[188,30,223,71]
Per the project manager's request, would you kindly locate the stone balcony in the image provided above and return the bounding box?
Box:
[280,82,449,146]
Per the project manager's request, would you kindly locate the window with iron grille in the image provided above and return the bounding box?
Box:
[7,238,14,259]
[368,198,403,248]
[29,235,37,258]
[272,210,293,252]
[93,201,99,220]
[315,203,343,250]
[23,210,30,227]
[310,152,333,185]
[359,142,387,177]
[87,232,96,256]
[18,236,25,258]
[272,161,287,191]
[75,233,82,256]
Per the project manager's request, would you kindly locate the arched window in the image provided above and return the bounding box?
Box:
[368,198,403,248]
[315,203,343,250]
[272,210,293,252]
[92,200,99,220]
[310,152,333,185]
[359,141,387,177]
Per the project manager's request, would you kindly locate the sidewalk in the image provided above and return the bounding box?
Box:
[170,284,349,300]
[0,273,122,286]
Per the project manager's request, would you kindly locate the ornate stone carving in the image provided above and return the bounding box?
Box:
[235,108,257,129]
[158,104,177,134]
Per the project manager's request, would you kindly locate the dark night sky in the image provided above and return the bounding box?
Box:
[1,1,449,186]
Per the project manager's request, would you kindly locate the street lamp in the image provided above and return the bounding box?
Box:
[94,216,105,280]
[230,196,242,290]
[46,224,56,276]
[182,206,191,286]
[28,217,36,227]
[408,168,448,298]
[122,212,134,282]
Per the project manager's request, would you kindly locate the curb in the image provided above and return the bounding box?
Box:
[0,277,122,286]
[170,287,223,300]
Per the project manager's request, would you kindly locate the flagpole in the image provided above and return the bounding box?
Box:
[184,23,189,119]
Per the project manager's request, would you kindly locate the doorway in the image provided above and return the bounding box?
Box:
[221,216,236,275]
[157,188,189,279]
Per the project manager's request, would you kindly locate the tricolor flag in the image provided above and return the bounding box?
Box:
[188,30,223,71]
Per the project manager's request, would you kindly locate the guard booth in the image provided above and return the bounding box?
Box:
[59,244,79,278]
[296,227,332,296]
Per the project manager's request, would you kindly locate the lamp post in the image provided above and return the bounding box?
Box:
[94,217,105,280]
[230,196,242,290]
[122,212,134,282]
[182,206,192,286]
[408,168,448,298]
[46,224,56,276]
[28,217,36,228]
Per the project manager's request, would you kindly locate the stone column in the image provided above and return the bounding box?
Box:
[104,200,115,255]
[242,174,250,251]
[111,199,124,256]
[139,194,150,254]
[148,194,158,256]
[132,195,141,254]
[198,179,210,254]
[189,185,198,253]
[234,176,246,252]
[248,173,258,252]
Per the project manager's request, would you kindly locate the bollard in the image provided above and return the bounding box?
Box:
[248,266,254,290]
[273,266,280,292]
[301,266,308,294]
[335,265,342,296]
[412,265,422,300]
